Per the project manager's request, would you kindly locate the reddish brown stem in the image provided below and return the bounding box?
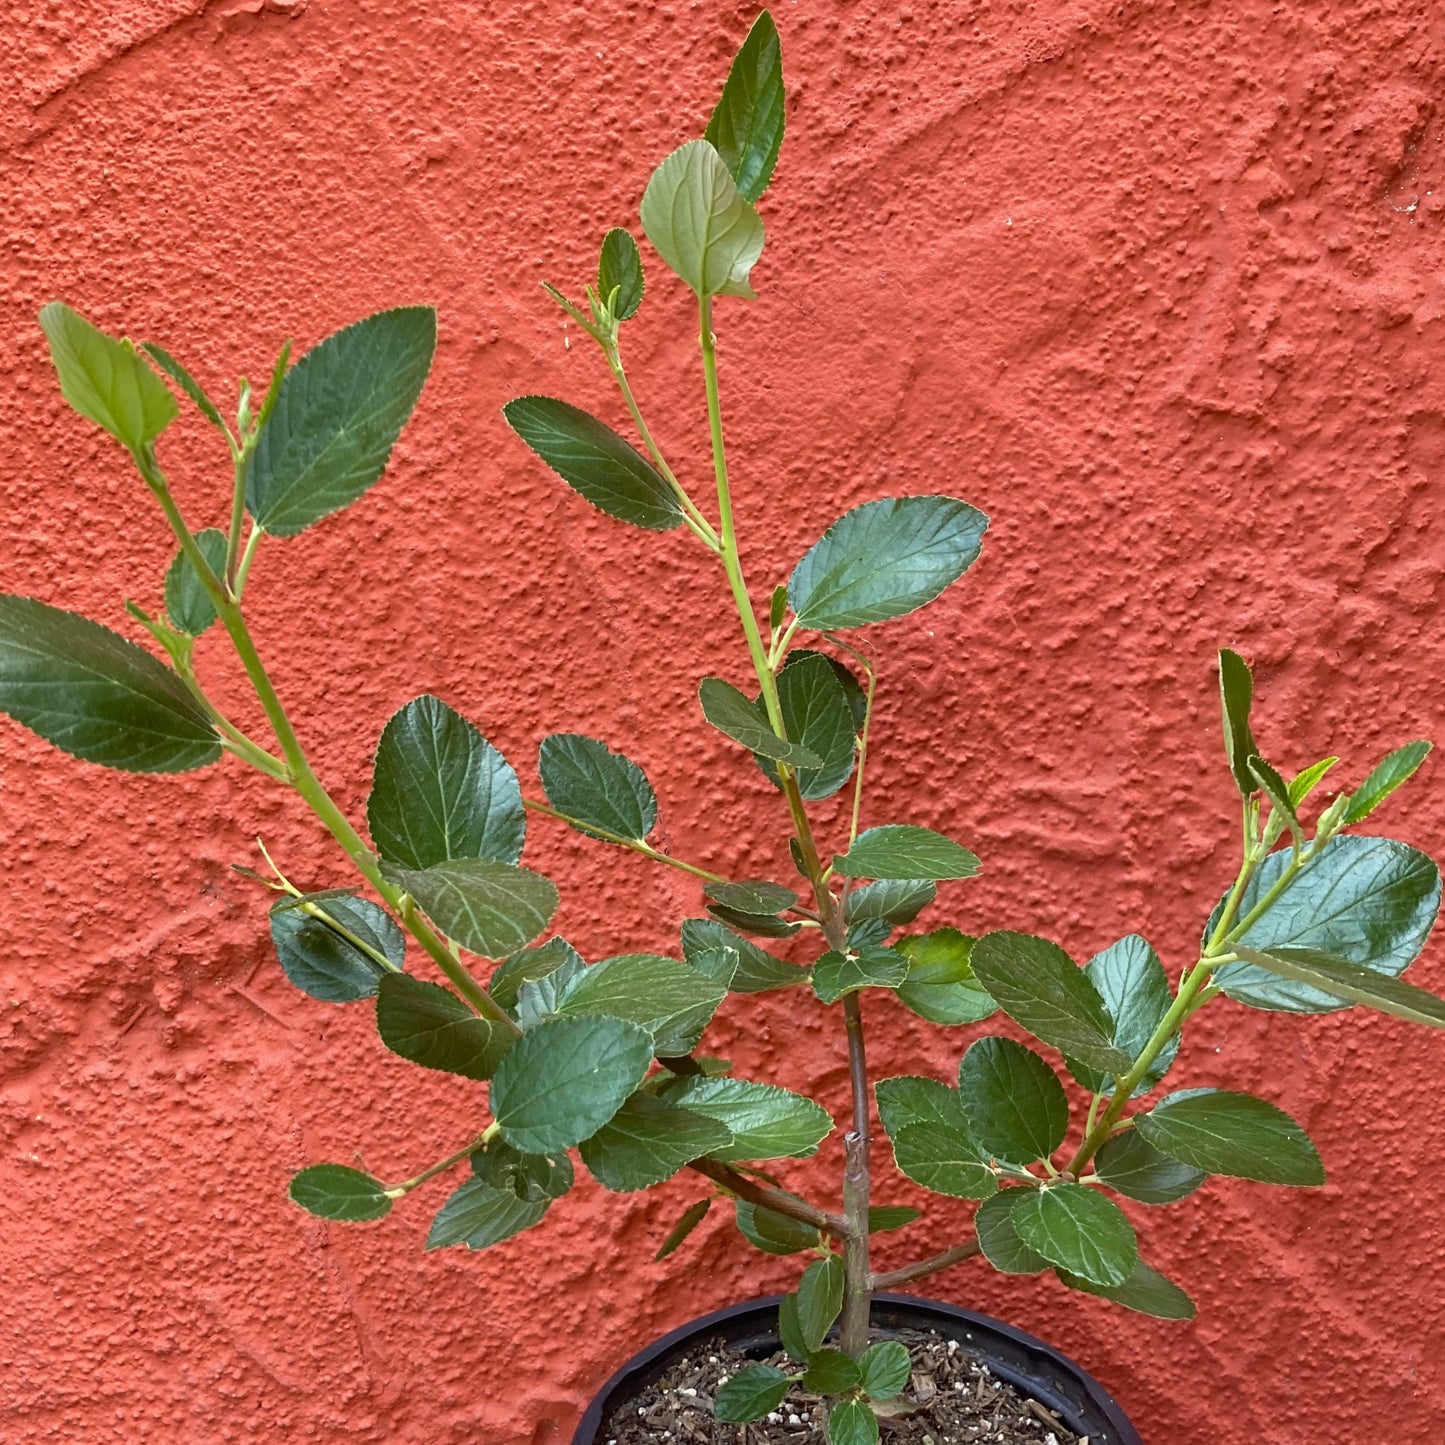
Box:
[688,1159,849,1236]
[869,1236,982,1291]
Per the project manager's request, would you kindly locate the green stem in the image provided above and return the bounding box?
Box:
[521,798,726,882]
[298,900,403,974]
[385,1131,491,1198]
[224,446,249,590]
[234,525,263,596]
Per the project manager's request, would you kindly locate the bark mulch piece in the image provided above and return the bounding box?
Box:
[601,1326,1090,1445]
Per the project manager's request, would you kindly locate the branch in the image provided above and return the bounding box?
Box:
[869,1236,982,1291]
[688,1158,849,1237]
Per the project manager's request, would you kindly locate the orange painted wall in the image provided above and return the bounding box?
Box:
[4,2,1445,1442]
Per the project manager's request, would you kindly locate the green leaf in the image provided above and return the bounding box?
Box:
[488,937,585,1013]
[682,919,808,993]
[957,1036,1069,1164]
[0,595,220,773]
[705,902,801,938]
[39,302,178,452]
[1289,756,1339,806]
[269,895,403,1002]
[891,1120,996,1200]
[1010,1184,1137,1287]
[834,826,980,882]
[556,952,725,1056]
[1218,648,1258,795]
[140,342,229,437]
[797,1255,844,1352]
[875,1075,968,1138]
[811,946,909,1005]
[777,1292,810,1362]
[713,1365,791,1423]
[369,695,525,870]
[1231,944,1445,1030]
[1065,935,1177,1097]
[827,1399,880,1445]
[598,227,645,322]
[1209,836,1441,1012]
[254,338,293,435]
[661,1077,832,1162]
[858,1340,912,1401]
[471,1137,574,1201]
[969,931,1132,1075]
[847,879,936,927]
[699,677,822,767]
[538,733,657,842]
[375,973,515,1080]
[579,1092,732,1191]
[1094,1129,1206,1205]
[788,496,988,630]
[382,858,558,958]
[868,1205,922,1234]
[704,10,785,202]
[1251,755,1302,842]
[893,927,997,1026]
[1345,741,1432,824]
[756,651,858,800]
[425,1176,548,1250]
[655,1198,711,1260]
[1058,1259,1196,1320]
[246,307,435,536]
[704,879,798,915]
[735,1197,821,1256]
[1135,1088,1324,1186]
[489,1014,654,1154]
[802,1347,860,1395]
[974,1189,1049,1274]
[846,917,895,950]
[289,1164,392,1222]
[502,395,682,530]
[639,139,765,299]
[163,528,228,637]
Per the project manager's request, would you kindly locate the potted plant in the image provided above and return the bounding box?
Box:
[6,12,1442,1442]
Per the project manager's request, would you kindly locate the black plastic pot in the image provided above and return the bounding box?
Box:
[573,1292,1142,1443]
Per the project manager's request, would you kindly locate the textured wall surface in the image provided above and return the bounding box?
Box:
[4,1,1445,1441]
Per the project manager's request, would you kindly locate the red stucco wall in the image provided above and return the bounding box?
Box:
[4,2,1445,1441]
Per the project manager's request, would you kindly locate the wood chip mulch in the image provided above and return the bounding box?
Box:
[600,1327,1090,1445]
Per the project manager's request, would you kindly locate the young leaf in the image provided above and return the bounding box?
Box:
[425,1176,548,1250]
[375,973,516,1080]
[1209,836,1441,1013]
[246,307,437,536]
[269,895,403,1002]
[797,1255,845,1352]
[682,918,809,993]
[828,1398,880,1445]
[699,677,823,767]
[164,528,228,637]
[1231,945,1445,1031]
[968,931,1133,1075]
[704,10,785,202]
[1134,1088,1324,1186]
[735,1197,822,1255]
[538,733,657,842]
[1094,1129,1207,1205]
[381,857,559,958]
[579,1092,732,1191]
[660,1077,833,1162]
[890,1120,997,1200]
[369,695,525,870]
[1250,755,1302,842]
[704,879,799,915]
[974,1189,1049,1275]
[1345,741,1432,824]
[1288,756,1339,807]
[655,1198,711,1260]
[787,496,988,630]
[502,396,682,530]
[639,140,765,299]
[755,651,858,800]
[0,595,220,773]
[801,1347,861,1395]
[833,825,980,882]
[597,228,645,322]
[893,927,997,1026]
[1065,934,1177,1098]
[713,1365,791,1423]
[488,937,586,1012]
[858,1340,912,1401]
[847,879,937,927]
[811,946,909,1005]
[140,341,230,437]
[289,1164,392,1222]
[1057,1258,1196,1320]
[555,952,726,1056]
[1218,647,1258,795]
[705,902,801,938]
[1009,1184,1138,1287]
[957,1036,1069,1164]
[471,1137,574,1202]
[39,302,178,453]
[489,1014,655,1154]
